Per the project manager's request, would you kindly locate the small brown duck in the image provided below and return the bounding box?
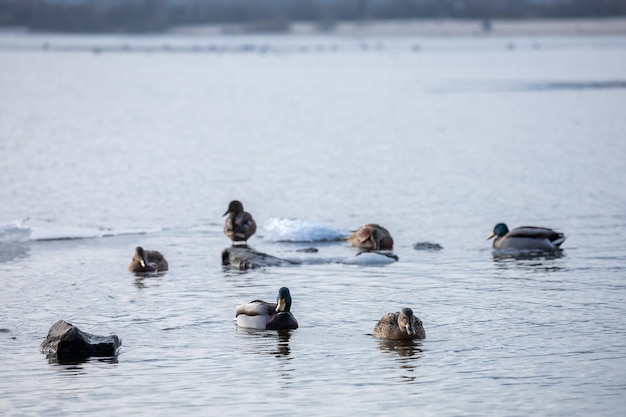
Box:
[487,223,566,251]
[374,308,425,340]
[223,200,257,244]
[346,223,394,250]
[128,246,168,273]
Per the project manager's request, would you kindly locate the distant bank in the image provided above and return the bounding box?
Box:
[170,17,626,37]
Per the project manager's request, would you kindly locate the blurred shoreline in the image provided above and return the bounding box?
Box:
[171,17,626,37]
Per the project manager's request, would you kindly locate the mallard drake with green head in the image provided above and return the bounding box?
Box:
[223,200,257,244]
[346,223,394,250]
[487,223,566,251]
[128,246,168,273]
[235,287,298,330]
[374,308,425,340]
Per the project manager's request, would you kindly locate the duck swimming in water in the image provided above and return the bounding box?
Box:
[235,287,298,330]
[223,200,257,244]
[487,223,566,251]
[345,223,394,250]
[128,246,168,273]
[374,308,425,340]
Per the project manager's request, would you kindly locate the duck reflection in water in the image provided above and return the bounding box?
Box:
[235,327,295,387]
[47,355,119,368]
[132,274,164,289]
[377,339,424,383]
[274,330,292,357]
[492,249,564,261]
[492,250,565,273]
[377,339,423,358]
[235,327,293,358]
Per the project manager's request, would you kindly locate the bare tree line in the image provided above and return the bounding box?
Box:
[0,0,624,33]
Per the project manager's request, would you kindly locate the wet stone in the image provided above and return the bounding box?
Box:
[222,246,296,270]
[40,320,121,359]
[413,241,444,251]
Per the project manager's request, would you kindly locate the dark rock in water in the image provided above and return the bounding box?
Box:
[40,320,121,359]
[413,242,444,251]
[296,247,318,253]
[0,327,15,340]
[222,246,296,270]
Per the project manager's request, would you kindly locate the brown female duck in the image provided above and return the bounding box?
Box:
[374,308,425,340]
[128,246,168,273]
[346,223,393,250]
[223,200,257,244]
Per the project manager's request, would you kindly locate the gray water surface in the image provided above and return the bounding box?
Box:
[1,33,625,416]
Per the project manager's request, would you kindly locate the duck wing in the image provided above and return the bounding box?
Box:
[235,300,276,317]
[375,312,398,328]
[232,213,255,233]
[508,226,565,243]
[145,250,168,270]
[145,250,165,262]
[373,312,400,338]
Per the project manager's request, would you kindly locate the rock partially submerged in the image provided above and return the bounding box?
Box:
[222,246,296,270]
[413,241,444,251]
[40,320,121,359]
[296,247,318,253]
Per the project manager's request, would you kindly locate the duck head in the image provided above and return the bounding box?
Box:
[398,308,416,336]
[275,287,292,313]
[359,225,380,249]
[487,223,509,240]
[359,226,372,243]
[223,200,244,216]
[134,246,148,268]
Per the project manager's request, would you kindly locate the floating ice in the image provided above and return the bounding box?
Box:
[30,226,152,241]
[263,218,346,242]
[0,222,32,243]
[0,221,155,243]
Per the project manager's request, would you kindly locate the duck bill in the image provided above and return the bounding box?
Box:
[405,325,415,336]
[140,257,147,268]
[276,298,287,312]
[223,210,229,216]
[486,231,496,240]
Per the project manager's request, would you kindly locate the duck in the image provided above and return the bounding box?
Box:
[128,246,168,273]
[223,200,257,244]
[373,308,425,340]
[487,223,566,251]
[235,287,298,330]
[345,223,394,250]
